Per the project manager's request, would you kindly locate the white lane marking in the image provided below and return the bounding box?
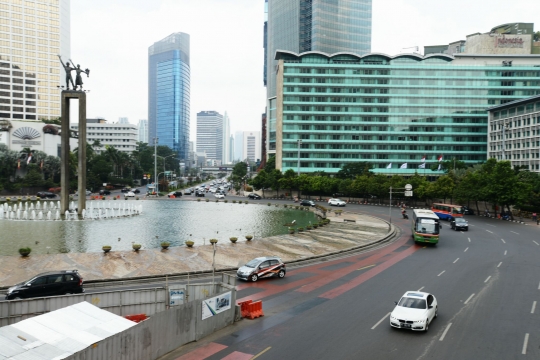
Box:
[531,301,537,314]
[371,312,390,330]
[484,276,491,283]
[486,230,493,234]
[437,270,446,277]
[510,231,519,235]
[533,240,539,246]
[504,250,507,256]
[464,247,469,252]
[486,224,496,227]
[417,286,425,291]
[439,323,452,341]
[453,258,459,264]
[501,238,506,244]
[522,333,529,355]
[467,237,471,242]
[538,281,540,290]
[497,262,502,268]
[464,293,475,304]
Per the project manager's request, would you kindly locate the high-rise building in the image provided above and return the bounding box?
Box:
[137,119,148,143]
[0,0,71,122]
[196,110,223,161]
[148,32,190,161]
[243,131,261,163]
[118,117,129,124]
[234,130,244,161]
[229,135,234,163]
[70,118,138,154]
[222,111,230,163]
[265,0,372,156]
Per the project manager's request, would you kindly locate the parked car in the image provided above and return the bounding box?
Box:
[300,200,316,207]
[125,191,135,198]
[195,190,205,197]
[99,189,111,196]
[248,193,262,200]
[121,187,131,193]
[450,217,469,231]
[237,256,286,282]
[328,198,346,207]
[462,206,475,215]
[167,191,183,198]
[214,193,225,199]
[133,189,140,194]
[390,291,438,332]
[184,188,193,195]
[5,270,84,300]
[36,191,56,198]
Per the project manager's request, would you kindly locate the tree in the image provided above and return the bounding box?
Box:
[264,155,276,173]
[278,169,297,197]
[431,175,455,203]
[534,31,540,42]
[336,162,372,179]
[250,169,269,197]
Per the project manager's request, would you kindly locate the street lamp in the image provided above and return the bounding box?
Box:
[155,154,175,193]
[297,139,302,176]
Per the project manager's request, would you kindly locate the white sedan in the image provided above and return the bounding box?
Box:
[390,291,438,332]
[328,198,346,207]
[125,191,135,198]
[214,193,225,199]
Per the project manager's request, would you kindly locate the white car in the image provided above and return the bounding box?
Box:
[328,198,346,207]
[209,188,217,193]
[214,193,225,199]
[125,191,135,198]
[390,291,438,332]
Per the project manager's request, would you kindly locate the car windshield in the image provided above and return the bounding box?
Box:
[398,297,427,309]
[245,259,260,268]
[415,219,439,234]
[455,218,467,223]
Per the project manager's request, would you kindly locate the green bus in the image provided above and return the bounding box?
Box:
[411,209,440,244]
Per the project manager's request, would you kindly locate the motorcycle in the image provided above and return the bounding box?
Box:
[402,211,409,219]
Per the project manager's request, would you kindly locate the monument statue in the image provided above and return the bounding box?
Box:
[57,55,75,90]
[71,60,90,91]
[57,55,90,91]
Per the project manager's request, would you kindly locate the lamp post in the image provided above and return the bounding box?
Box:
[156,154,176,188]
[297,139,302,176]
[153,137,158,194]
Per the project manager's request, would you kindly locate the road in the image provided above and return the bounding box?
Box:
[161,201,539,360]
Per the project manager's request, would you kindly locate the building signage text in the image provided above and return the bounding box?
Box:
[496,35,524,48]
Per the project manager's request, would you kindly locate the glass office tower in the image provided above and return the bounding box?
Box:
[274,51,540,174]
[266,0,372,154]
[148,33,190,161]
[0,0,70,121]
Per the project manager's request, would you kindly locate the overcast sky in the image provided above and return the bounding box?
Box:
[70,0,539,142]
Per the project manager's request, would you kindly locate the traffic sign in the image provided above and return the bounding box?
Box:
[405,184,412,191]
[405,190,413,197]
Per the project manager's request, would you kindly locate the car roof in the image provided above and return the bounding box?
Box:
[401,291,429,299]
[252,256,282,262]
[31,270,79,278]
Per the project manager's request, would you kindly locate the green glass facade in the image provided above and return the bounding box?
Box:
[274,52,540,174]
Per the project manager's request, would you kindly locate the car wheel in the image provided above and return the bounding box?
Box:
[278,270,285,278]
[424,319,429,332]
[250,274,258,282]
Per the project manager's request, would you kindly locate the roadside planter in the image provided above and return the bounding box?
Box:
[161,242,170,250]
[229,237,238,243]
[102,246,111,253]
[19,247,31,257]
[297,227,304,232]
[245,235,253,241]
[288,227,295,234]
[132,244,142,251]
[185,240,194,248]
[209,238,218,244]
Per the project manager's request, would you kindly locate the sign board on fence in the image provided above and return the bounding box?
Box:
[168,287,186,306]
[202,291,231,320]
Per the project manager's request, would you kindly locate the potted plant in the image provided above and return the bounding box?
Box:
[288,227,295,234]
[209,238,218,244]
[160,242,170,250]
[205,198,209,202]
[224,199,228,203]
[185,240,194,247]
[197,198,201,202]
[244,200,248,204]
[136,196,139,200]
[19,247,31,257]
[306,225,312,230]
[245,235,253,241]
[268,203,271,206]
[283,204,287,208]
[113,197,117,200]
[313,223,319,229]
[298,227,304,232]
[132,244,142,251]
[215,199,219,202]
[233,200,237,203]
[229,237,238,243]
[102,245,111,253]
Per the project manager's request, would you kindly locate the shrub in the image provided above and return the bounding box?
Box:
[102,246,111,253]
[132,244,141,251]
[19,247,31,256]
[244,200,248,204]
[288,227,295,234]
[298,227,304,232]
[245,186,253,192]
[268,203,271,206]
[197,198,201,202]
[245,235,253,241]
[205,198,209,202]
[185,240,194,247]
[233,200,237,203]
[224,200,228,203]
[215,199,219,202]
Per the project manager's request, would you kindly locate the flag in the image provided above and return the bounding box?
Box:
[418,163,426,169]
[437,154,443,162]
[400,163,408,169]
[386,163,392,169]
[421,155,426,163]
[26,153,32,164]
[437,164,442,171]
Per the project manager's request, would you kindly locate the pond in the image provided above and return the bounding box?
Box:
[0,200,318,256]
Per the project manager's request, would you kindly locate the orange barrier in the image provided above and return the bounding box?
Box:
[238,300,253,318]
[246,300,264,319]
[124,314,148,323]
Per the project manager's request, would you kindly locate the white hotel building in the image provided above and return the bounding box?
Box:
[70,118,138,154]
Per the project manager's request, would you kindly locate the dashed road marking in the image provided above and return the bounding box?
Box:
[467,237,471,242]
[533,241,539,246]
[497,262,502,268]
[438,270,446,277]
[522,333,529,355]
[486,230,493,234]
[371,312,390,330]
[531,301,537,314]
[464,293,475,304]
[484,276,491,283]
[453,258,459,264]
[501,238,506,244]
[464,247,469,252]
[538,281,540,290]
[417,286,425,291]
[358,265,375,271]
[439,323,452,341]
[504,250,507,256]
[510,231,520,235]
[252,347,272,359]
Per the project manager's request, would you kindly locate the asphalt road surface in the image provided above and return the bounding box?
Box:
[162,202,539,360]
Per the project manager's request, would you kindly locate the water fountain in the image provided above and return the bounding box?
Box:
[30,210,36,220]
[47,211,52,221]
[55,210,60,220]
[16,209,21,220]
[37,211,43,220]
[23,210,28,220]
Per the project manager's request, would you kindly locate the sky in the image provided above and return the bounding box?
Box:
[70,0,540,142]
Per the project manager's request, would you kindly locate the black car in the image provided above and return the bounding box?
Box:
[133,189,140,194]
[248,193,262,200]
[5,270,84,300]
[121,188,130,193]
[195,190,205,197]
[36,191,56,198]
[167,191,183,198]
[300,200,316,207]
[450,217,469,231]
[99,189,111,195]
[462,206,475,215]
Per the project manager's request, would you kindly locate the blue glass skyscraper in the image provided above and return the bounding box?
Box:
[148,33,190,161]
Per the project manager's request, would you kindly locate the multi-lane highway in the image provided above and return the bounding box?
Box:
[161,202,539,360]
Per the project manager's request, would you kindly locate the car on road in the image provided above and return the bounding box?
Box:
[133,188,140,194]
[195,190,205,197]
[237,256,286,282]
[450,217,468,231]
[328,198,346,207]
[5,270,84,300]
[36,191,56,198]
[462,206,475,215]
[248,193,261,200]
[167,191,183,198]
[300,200,316,207]
[75,189,92,196]
[184,188,193,195]
[121,187,131,193]
[99,189,111,196]
[214,193,225,199]
[125,191,135,198]
[390,291,438,332]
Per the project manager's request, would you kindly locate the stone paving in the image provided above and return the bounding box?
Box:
[0,211,391,288]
